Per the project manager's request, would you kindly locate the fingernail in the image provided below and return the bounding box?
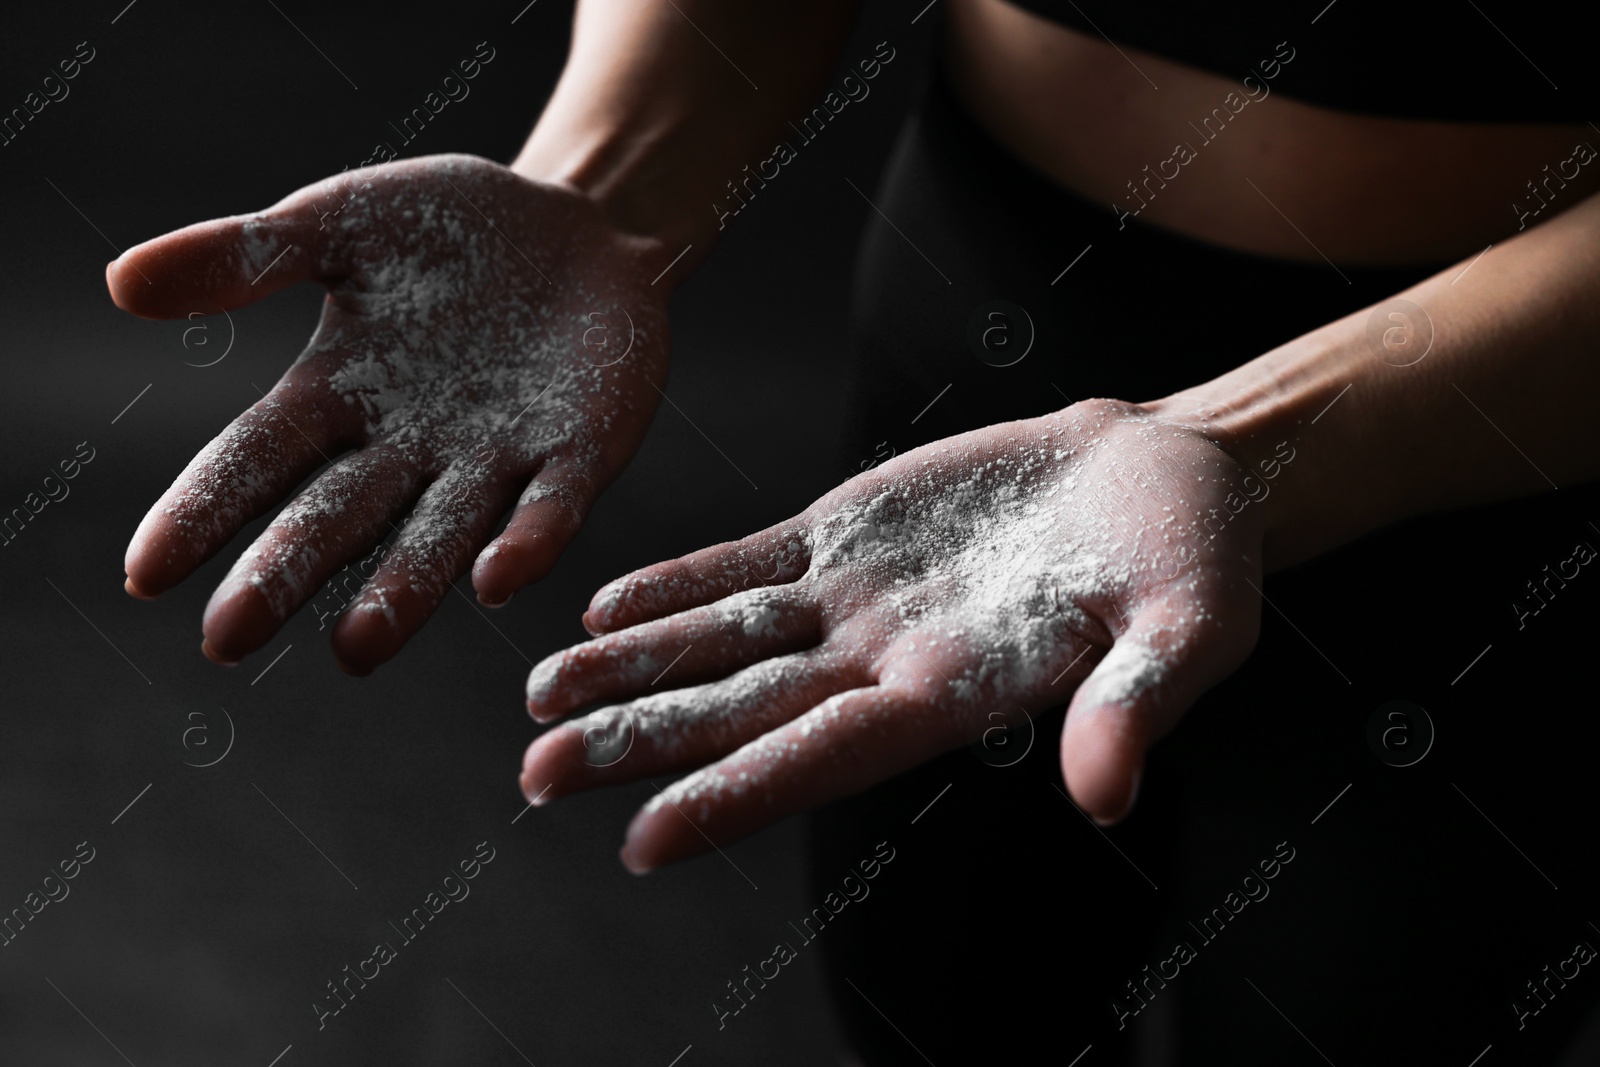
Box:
[478,592,512,609]
[526,699,564,725]
[619,844,652,875]
[123,576,157,601]
[1093,769,1143,827]
[200,639,239,667]
[525,658,561,715]
[587,583,626,630]
[333,654,372,678]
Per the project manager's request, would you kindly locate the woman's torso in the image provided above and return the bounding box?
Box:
[947,0,1600,264]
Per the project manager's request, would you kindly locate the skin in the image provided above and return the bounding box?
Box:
[110,156,669,672]
[520,402,1264,871]
[942,0,1600,264]
[109,0,1600,864]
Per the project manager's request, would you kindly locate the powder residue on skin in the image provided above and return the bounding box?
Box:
[152,154,666,624]
[734,601,780,637]
[596,406,1231,816]
[571,651,826,772]
[589,533,812,629]
[1076,637,1168,708]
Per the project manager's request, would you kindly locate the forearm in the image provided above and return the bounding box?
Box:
[513,0,861,264]
[1150,191,1600,571]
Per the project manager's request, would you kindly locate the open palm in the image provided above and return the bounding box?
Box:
[520,400,1268,871]
[109,154,670,672]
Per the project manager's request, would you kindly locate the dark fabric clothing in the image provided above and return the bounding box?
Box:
[998,0,1595,121]
[809,66,1600,1066]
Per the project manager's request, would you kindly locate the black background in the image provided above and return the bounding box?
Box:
[3,2,1600,1065]
[0,1,921,1062]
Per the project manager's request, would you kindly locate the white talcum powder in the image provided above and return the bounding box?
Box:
[170,156,662,624]
[600,412,1225,821]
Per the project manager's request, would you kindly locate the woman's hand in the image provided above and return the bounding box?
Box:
[109,154,670,673]
[519,399,1270,871]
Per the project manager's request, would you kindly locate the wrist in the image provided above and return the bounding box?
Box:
[510,138,704,285]
[1143,323,1380,571]
[513,129,716,250]
[513,73,732,276]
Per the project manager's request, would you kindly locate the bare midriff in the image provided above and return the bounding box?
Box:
[946,0,1599,265]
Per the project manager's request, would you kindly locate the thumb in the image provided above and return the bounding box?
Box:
[106,176,356,318]
[1060,591,1257,824]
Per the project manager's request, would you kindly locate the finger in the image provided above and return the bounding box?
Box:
[583,518,812,636]
[618,684,955,872]
[520,649,863,804]
[471,461,596,608]
[125,380,358,599]
[525,586,820,722]
[199,446,421,664]
[329,466,515,673]
[107,176,357,317]
[1060,589,1259,825]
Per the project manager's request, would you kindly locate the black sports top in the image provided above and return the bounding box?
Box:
[1002,1,1595,122]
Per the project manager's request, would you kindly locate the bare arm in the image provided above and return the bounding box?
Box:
[517,185,1600,864]
[106,0,865,671]
[1156,187,1600,571]
[514,0,864,260]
